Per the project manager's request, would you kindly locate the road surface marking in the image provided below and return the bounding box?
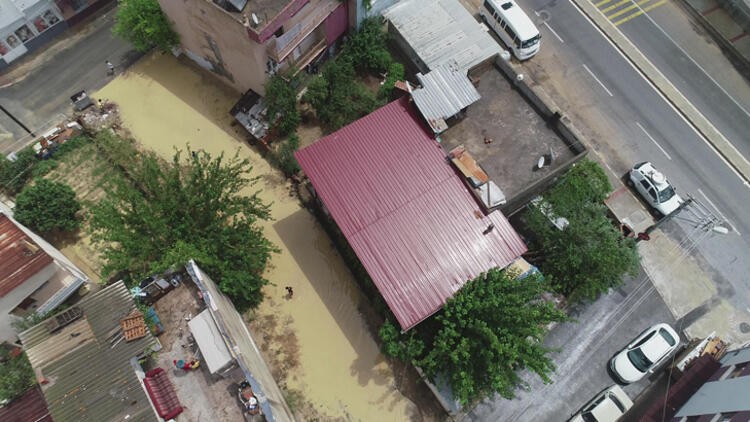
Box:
[582,64,614,96]
[595,0,614,6]
[630,5,750,120]
[614,0,667,25]
[697,188,741,235]
[601,0,633,13]
[543,22,565,43]
[605,0,652,18]
[636,121,672,160]
[533,10,565,43]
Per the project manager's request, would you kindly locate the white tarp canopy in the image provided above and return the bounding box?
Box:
[188,309,233,374]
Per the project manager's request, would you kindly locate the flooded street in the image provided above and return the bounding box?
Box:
[96,53,431,421]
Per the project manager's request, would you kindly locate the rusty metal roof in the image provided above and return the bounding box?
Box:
[295,98,527,330]
[0,385,52,422]
[0,214,53,298]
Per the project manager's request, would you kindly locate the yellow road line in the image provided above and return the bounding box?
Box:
[614,0,668,25]
[607,0,652,19]
[600,0,634,13]
[595,0,614,7]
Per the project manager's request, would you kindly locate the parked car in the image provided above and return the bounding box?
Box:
[628,162,683,216]
[610,323,680,384]
[570,384,633,422]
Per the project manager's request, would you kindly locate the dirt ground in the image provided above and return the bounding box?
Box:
[95,53,445,422]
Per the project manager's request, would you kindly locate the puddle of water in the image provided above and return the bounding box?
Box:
[95,53,418,420]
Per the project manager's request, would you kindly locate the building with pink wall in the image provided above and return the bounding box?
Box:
[158,0,349,95]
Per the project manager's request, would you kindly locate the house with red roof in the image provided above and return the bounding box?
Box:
[0,211,88,345]
[295,97,527,331]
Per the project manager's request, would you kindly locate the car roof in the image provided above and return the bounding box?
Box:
[640,327,675,361]
[590,387,631,420]
[638,163,672,190]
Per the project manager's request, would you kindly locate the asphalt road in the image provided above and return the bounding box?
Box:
[513,0,750,328]
[0,10,139,152]
[460,0,750,419]
[466,268,676,420]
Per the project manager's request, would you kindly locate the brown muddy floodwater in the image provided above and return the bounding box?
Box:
[96,53,422,421]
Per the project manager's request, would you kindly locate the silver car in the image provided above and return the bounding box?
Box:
[628,162,683,216]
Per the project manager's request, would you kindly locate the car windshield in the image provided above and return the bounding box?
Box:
[659,328,677,346]
[627,348,653,372]
[581,412,597,422]
[658,185,676,203]
[522,35,540,48]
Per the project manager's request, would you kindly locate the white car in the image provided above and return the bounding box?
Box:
[570,385,633,422]
[610,323,680,384]
[628,162,683,216]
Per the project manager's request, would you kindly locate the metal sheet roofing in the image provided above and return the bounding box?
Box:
[18,281,158,422]
[412,65,481,133]
[295,97,527,330]
[0,213,53,298]
[0,385,52,422]
[384,0,502,72]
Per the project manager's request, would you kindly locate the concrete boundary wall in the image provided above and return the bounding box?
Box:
[492,55,588,215]
[571,0,750,183]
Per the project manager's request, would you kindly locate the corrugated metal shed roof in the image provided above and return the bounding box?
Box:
[18,281,158,422]
[0,386,52,422]
[295,97,527,331]
[0,213,53,298]
[384,0,502,72]
[412,65,481,133]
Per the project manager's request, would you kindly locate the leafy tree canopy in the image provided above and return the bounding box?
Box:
[0,349,35,403]
[113,0,179,52]
[265,73,300,137]
[0,147,38,195]
[380,269,567,405]
[14,179,81,233]
[89,143,277,311]
[524,159,639,301]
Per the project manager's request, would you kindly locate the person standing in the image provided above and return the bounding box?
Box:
[106,60,115,76]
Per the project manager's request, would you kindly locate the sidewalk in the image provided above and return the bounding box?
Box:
[639,230,750,346]
[680,0,750,80]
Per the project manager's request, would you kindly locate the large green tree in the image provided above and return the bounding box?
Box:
[14,179,81,233]
[380,269,567,405]
[89,146,277,311]
[524,159,639,301]
[265,73,300,137]
[113,0,179,52]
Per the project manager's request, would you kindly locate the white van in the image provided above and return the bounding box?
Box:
[479,0,541,60]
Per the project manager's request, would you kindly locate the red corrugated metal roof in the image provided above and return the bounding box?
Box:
[295,97,527,330]
[0,386,53,422]
[0,214,53,297]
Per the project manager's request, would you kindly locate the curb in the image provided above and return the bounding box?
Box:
[569,0,750,184]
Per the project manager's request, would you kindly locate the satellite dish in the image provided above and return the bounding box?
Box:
[650,171,665,184]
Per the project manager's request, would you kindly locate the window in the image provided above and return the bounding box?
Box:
[71,0,88,11]
[15,25,35,43]
[6,34,21,49]
[43,10,60,26]
[658,328,676,346]
[640,179,651,191]
[522,35,541,48]
[648,188,657,201]
[0,41,8,55]
[627,348,653,372]
[504,25,516,41]
[657,185,676,203]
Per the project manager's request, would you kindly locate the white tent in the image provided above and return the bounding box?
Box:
[188,309,233,374]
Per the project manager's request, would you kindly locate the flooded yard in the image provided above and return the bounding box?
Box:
[95,53,443,421]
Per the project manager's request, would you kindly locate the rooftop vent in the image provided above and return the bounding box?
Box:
[21,239,40,256]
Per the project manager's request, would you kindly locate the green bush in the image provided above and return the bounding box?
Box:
[14,179,81,233]
[274,134,301,177]
[0,147,38,195]
[378,62,405,100]
[265,73,301,137]
[343,17,391,73]
[0,349,35,403]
